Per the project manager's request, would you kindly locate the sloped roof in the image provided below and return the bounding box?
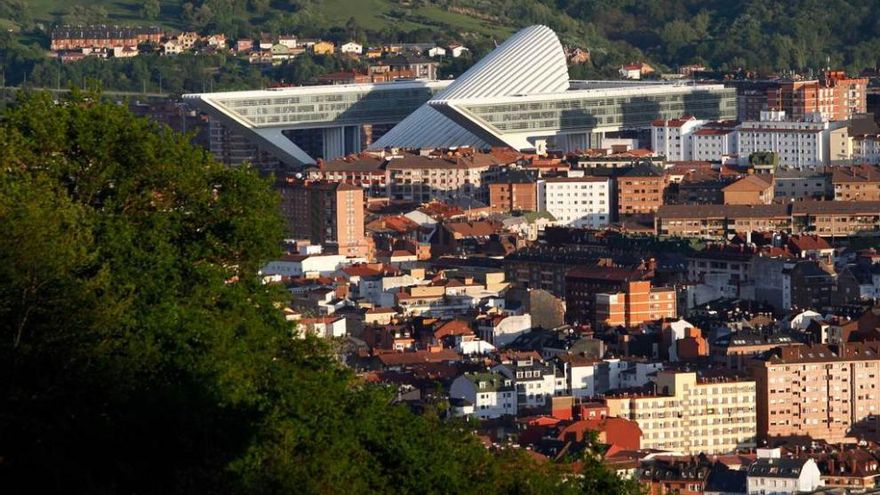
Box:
[722,174,773,192]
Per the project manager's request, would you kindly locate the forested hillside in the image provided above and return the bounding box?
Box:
[2,0,879,92]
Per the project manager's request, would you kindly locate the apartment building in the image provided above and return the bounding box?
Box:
[605,371,757,454]
[833,164,880,201]
[386,153,502,203]
[655,204,791,239]
[656,202,880,239]
[617,163,667,216]
[595,280,677,328]
[488,170,538,212]
[651,116,706,161]
[278,180,368,257]
[692,127,737,162]
[736,111,848,169]
[538,176,612,229]
[308,155,389,198]
[773,169,831,201]
[753,342,880,443]
[733,72,867,122]
[790,201,880,237]
[565,262,654,325]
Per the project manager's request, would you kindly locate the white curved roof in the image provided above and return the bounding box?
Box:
[433,24,568,101]
[373,105,491,149]
[371,25,568,150]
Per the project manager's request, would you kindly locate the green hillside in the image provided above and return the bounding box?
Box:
[3,0,880,94]
[6,0,880,72]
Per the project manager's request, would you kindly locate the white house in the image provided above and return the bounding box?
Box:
[448,43,469,58]
[277,35,297,49]
[295,316,347,338]
[340,41,363,55]
[746,453,822,494]
[476,314,532,347]
[494,355,562,409]
[538,175,611,229]
[427,46,446,57]
[161,40,183,56]
[449,372,517,419]
[557,354,598,398]
[261,253,348,279]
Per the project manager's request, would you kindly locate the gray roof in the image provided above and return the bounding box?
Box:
[747,458,809,479]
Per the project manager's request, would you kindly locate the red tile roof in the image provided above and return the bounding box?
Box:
[375,348,461,366]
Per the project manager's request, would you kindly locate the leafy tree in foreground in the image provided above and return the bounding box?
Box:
[0,91,637,494]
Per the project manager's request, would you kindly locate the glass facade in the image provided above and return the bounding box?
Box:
[215,87,441,128]
[460,89,737,133]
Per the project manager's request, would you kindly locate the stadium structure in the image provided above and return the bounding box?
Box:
[184,25,736,168]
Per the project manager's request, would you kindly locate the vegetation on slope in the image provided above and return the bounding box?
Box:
[0,91,639,494]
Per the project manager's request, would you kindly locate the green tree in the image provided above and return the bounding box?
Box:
[0,92,630,494]
[141,0,161,20]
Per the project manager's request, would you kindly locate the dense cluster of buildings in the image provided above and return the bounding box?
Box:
[48,24,471,66]
[128,23,880,494]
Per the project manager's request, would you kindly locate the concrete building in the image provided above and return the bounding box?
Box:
[604,371,757,455]
[278,180,368,257]
[692,127,737,162]
[753,342,880,443]
[773,169,831,201]
[538,176,612,229]
[736,111,848,169]
[651,116,706,161]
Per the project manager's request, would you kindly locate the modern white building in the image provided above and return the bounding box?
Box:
[538,176,611,229]
[185,25,735,167]
[737,111,848,169]
[692,127,737,162]
[449,372,517,419]
[651,116,706,161]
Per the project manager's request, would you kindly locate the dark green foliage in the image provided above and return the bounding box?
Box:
[0,92,637,494]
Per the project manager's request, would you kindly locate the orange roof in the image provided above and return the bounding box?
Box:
[722,174,773,192]
[434,319,474,339]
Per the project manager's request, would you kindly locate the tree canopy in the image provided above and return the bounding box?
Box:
[0,92,636,494]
